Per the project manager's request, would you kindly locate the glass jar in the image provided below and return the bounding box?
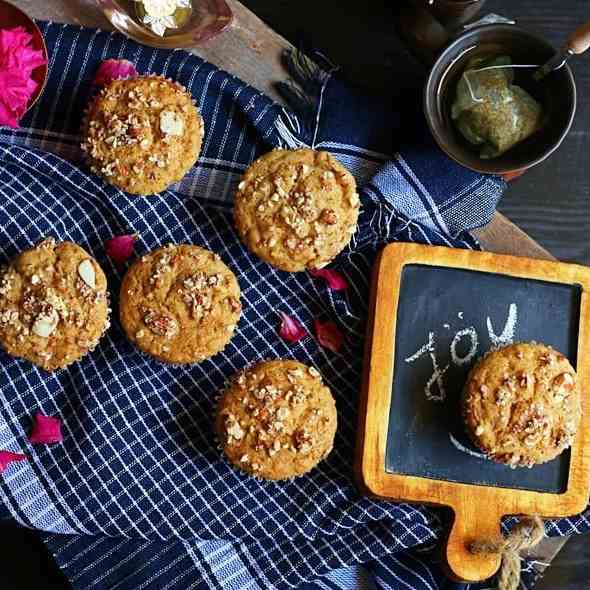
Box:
[94,0,232,48]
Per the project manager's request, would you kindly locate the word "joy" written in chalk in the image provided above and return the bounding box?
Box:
[404,303,518,402]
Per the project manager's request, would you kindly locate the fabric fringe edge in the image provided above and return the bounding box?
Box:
[274,48,338,149]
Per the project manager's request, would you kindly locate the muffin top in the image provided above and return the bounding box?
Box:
[82,75,204,195]
[119,244,241,364]
[0,238,110,371]
[216,359,338,480]
[462,342,581,467]
[234,149,359,272]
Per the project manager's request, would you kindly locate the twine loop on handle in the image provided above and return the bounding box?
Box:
[470,516,545,590]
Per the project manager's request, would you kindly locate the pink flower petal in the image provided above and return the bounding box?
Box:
[105,234,137,264]
[0,27,47,128]
[278,311,306,343]
[309,268,348,291]
[0,450,27,473]
[93,59,138,86]
[0,28,46,73]
[314,318,344,353]
[29,413,63,445]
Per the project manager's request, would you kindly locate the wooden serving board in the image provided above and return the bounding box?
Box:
[356,242,590,582]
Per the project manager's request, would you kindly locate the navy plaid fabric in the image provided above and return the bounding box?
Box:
[0,21,586,590]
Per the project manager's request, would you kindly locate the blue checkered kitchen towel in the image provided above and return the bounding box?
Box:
[0,21,587,590]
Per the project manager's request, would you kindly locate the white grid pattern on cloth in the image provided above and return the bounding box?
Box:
[0,19,570,590]
[43,508,440,589]
[0,20,440,556]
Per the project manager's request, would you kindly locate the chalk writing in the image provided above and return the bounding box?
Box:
[448,433,490,460]
[487,303,518,348]
[404,331,435,363]
[450,327,478,366]
[404,332,449,402]
[405,304,518,406]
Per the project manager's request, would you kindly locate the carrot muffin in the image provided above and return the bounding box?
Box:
[234,148,360,272]
[119,244,241,364]
[216,359,338,480]
[0,237,110,371]
[82,75,204,195]
[462,342,581,468]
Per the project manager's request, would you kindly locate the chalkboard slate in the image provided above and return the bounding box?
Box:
[357,243,590,583]
[385,264,581,493]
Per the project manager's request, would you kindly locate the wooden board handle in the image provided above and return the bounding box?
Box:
[567,21,590,55]
[444,503,503,582]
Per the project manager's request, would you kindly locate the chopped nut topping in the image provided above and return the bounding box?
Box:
[0,308,18,326]
[143,310,179,339]
[268,438,282,457]
[293,428,313,454]
[538,352,553,366]
[319,208,337,225]
[517,372,529,388]
[160,110,185,136]
[32,309,59,338]
[78,259,96,289]
[553,372,575,390]
[495,389,511,406]
[225,414,244,442]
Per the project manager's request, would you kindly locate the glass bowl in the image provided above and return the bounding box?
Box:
[95,0,232,48]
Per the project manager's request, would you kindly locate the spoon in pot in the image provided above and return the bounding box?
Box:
[534,21,590,81]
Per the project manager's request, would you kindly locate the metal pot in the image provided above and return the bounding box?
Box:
[423,24,576,175]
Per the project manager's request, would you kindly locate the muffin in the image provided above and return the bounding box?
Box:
[119,244,241,364]
[0,237,110,371]
[462,342,581,468]
[216,359,338,480]
[234,148,359,272]
[82,75,204,195]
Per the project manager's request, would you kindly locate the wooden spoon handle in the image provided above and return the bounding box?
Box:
[567,21,590,55]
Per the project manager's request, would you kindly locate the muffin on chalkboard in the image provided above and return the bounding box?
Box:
[82,75,204,195]
[234,148,360,272]
[216,360,338,480]
[462,342,581,468]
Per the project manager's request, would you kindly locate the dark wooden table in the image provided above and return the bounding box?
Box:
[1,0,589,588]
